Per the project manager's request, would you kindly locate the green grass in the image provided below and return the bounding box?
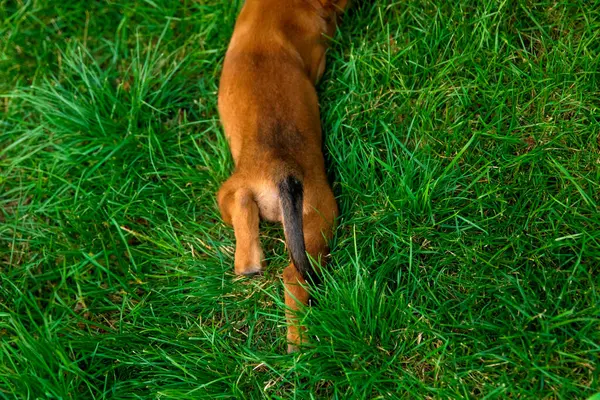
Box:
[1,0,599,398]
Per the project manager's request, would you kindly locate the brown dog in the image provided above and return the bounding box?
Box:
[217,0,348,352]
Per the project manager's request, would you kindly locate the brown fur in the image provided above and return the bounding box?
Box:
[217,0,348,352]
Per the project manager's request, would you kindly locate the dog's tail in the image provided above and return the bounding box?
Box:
[278,175,314,281]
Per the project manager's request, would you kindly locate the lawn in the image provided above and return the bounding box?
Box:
[1,0,599,398]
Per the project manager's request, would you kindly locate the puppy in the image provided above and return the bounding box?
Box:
[217,0,348,352]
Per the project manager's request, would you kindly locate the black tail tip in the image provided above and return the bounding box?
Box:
[279,175,316,282]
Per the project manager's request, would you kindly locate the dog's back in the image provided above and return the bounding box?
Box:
[218,0,333,171]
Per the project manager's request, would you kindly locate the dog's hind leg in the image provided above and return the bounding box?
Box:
[283,264,310,353]
[283,183,338,352]
[218,177,263,276]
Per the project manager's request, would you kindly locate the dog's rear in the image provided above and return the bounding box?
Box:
[217,0,347,352]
